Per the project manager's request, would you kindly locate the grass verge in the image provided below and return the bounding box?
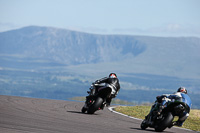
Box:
[114,106,200,132]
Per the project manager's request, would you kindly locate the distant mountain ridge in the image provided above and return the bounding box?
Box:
[0,26,147,65]
[1,26,200,108]
[0,26,200,79]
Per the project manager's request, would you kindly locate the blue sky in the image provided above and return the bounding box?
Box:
[0,0,200,37]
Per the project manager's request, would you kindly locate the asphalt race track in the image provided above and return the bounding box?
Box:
[0,95,196,133]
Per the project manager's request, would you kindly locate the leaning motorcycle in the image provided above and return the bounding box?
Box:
[140,100,186,132]
[81,83,112,114]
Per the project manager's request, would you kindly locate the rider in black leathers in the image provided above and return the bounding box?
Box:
[86,73,120,106]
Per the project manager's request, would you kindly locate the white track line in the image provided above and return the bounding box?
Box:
[108,106,143,121]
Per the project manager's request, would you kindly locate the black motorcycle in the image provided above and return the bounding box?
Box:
[81,83,112,114]
[141,101,186,132]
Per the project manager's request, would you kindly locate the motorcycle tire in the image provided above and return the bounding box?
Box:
[154,112,173,132]
[81,107,87,113]
[87,97,103,114]
[141,120,148,130]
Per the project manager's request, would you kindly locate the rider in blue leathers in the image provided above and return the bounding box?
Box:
[156,87,192,127]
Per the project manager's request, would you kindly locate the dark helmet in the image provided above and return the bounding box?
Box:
[177,87,187,94]
[109,73,117,78]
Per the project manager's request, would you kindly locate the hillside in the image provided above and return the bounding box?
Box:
[0,26,146,64]
[0,26,200,78]
[0,26,200,108]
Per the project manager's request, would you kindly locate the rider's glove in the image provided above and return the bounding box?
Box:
[156,95,166,103]
[156,96,162,103]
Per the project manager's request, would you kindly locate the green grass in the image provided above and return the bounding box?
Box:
[114,106,200,131]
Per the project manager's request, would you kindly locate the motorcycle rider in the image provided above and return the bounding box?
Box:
[154,87,192,127]
[86,73,120,106]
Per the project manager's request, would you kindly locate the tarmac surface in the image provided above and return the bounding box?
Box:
[0,95,197,133]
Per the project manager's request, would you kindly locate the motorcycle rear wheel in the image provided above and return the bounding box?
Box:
[141,120,148,130]
[81,107,87,113]
[154,112,173,132]
[87,97,103,114]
